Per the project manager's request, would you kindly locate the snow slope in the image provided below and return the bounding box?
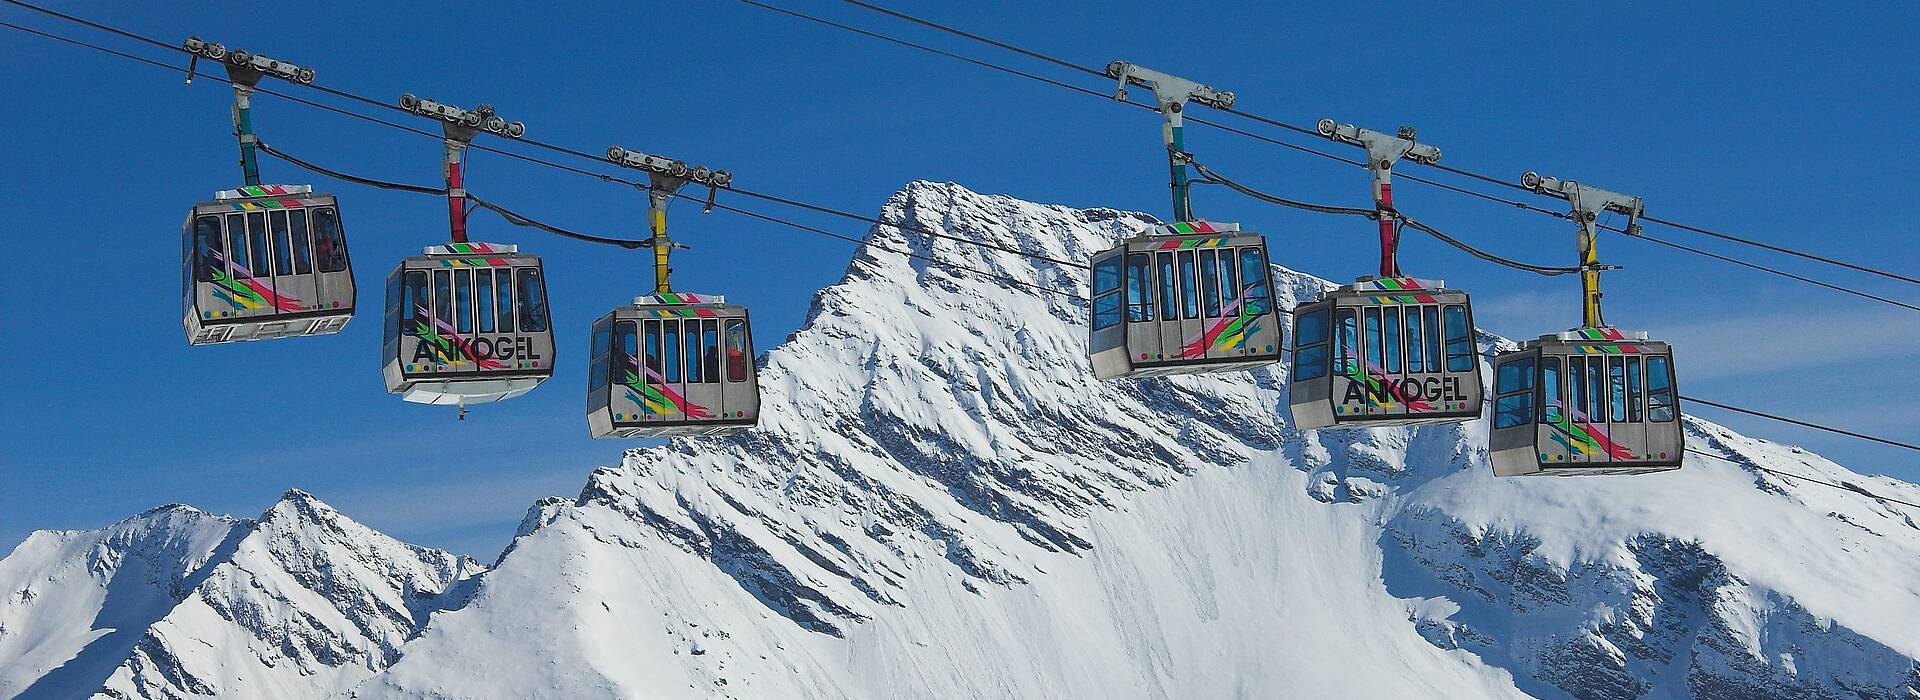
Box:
[6,181,1918,699]
[0,491,481,700]
[0,506,239,698]
[356,182,1920,699]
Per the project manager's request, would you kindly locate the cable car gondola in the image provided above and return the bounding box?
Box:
[1288,121,1483,429]
[1090,222,1284,379]
[1489,173,1683,476]
[184,185,355,344]
[1288,278,1482,427]
[382,94,550,410]
[382,243,553,405]
[181,39,354,345]
[588,147,759,438]
[588,293,759,437]
[1091,62,1284,379]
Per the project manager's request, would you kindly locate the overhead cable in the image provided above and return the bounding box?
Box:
[812,0,1920,291]
[6,9,1919,468]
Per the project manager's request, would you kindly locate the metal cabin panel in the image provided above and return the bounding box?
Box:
[1088,248,1131,380]
[591,293,759,439]
[1120,247,1162,371]
[1091,227,1283,380]
[1285,299,1336,429]
[383,242,553,404]
[183,187,355,345]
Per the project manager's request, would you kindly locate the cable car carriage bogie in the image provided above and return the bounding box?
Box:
[588,292,760,438]
[383,94,551,413]
[180,41,354,345]
[1287,120,1486,429]
[591,145,760,438]
[1090,221,1284,380]
[1491,173,1685,477]
[183,184,356,344]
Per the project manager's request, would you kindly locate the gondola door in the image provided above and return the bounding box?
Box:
[307,204,353,325]
[1565,353,1597,465]
[1356,306,1396,420]
[1121,249,1160,367]
[1174,248,1202,364]
[222,211,273,322]
[1645,354,1683,464]
[188,214,232,333]
[609,319,658,428]
[262,208,315,320]
[1606,354,1649,463]
[1534,355,1573,467]
[679,318,724,423]
[1151,249,1182,367]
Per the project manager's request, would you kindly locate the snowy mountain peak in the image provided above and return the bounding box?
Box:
[8,181,1920,699]
[0,491,480,699]
[364,181,1919,700]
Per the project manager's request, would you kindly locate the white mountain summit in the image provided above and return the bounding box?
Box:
[4,181,1917,699]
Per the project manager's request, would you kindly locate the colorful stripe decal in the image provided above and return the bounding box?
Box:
[1573,344,1643,355]
[235,184,297,197]
[1544,404,1635,460]
[1354,278,1439,304]
[620,354,713,419]
[226,198,324,211]
[440,242,509,266]
[1164,220,1222,235]
[1176,283,1268,358]
[438,258,512,268]
[1156,237,1226,250]
[208,250,304,312]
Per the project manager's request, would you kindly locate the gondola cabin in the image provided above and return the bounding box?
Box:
[1288,278,1483,429]
[1488,328,1683,476]
[182,185,354,344]
[587,292,759,438]
[383,243,554,405]
[1089,221,1283,380]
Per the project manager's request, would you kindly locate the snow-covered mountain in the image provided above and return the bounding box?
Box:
[0,491,481,700]
[6,181,1918,699]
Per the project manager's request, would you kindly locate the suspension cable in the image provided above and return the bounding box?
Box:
[1397,216,1581,276]
[1684,397,1920,454]
[258,133,1084,297]
[1,14,1079,273]
[1185,156,1580,275]
[256,141,443,195]
[22,0,1905,319]
[1686,448,1920,510]
[1626,232,1920,313]
[1184,157,1376,217]
[7,0,1912,305]
[7,11,1920,470]
[810,0,1920,290]
[257,141,646,248]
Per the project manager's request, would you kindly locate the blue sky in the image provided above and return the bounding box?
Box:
[2,1,1915,558]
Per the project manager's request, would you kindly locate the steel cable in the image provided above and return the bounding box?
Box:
[6,10,1919,474]
[817,0,1920,289]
